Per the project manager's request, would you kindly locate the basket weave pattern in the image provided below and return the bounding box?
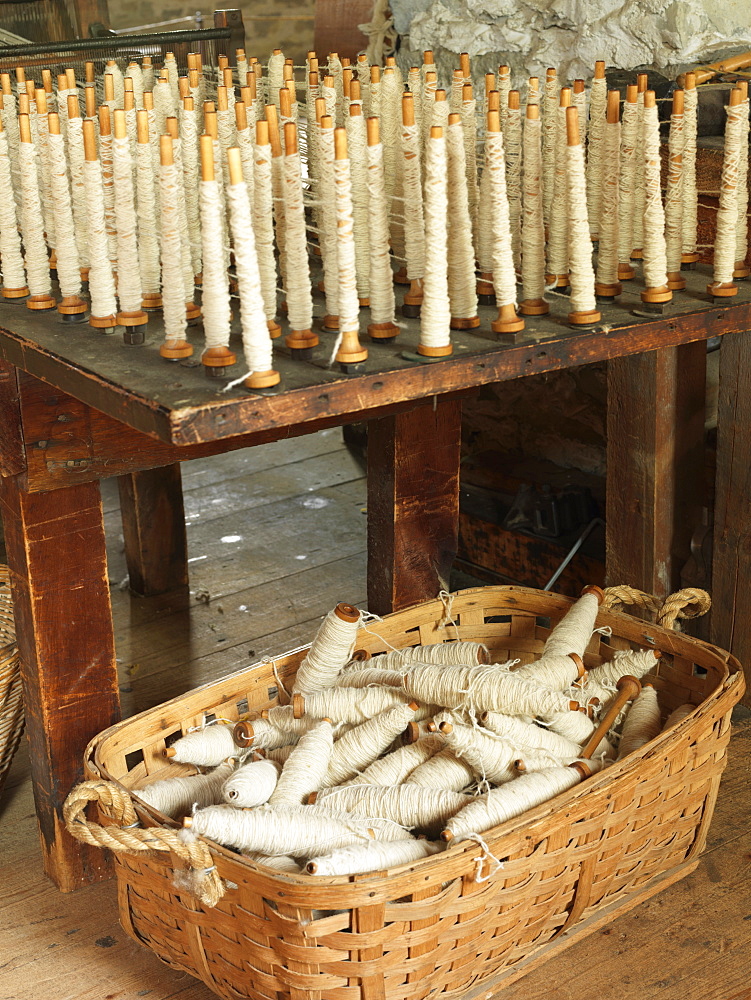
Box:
[87,586,743,1000]
[0,566,22,797]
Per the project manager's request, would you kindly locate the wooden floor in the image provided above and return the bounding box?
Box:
[1,429,750,1000]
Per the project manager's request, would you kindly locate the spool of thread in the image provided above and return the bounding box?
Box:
[293,603,361,695]
[312,784,471,836]
[267,719,335,806]
[339,734,444,786]
[323,701,419,786]
[222,757,281,807]
[307,838,442,876]
[164,724,237,767]
[616,684,661,759]
[404,748,475,792]
[134,763,233,818]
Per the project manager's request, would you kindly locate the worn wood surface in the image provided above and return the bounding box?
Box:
[0,476,120,892]
[367,398,462,615]
[0,360,24,478]
[0,266,745,445]
[313,0,373,57]
[606,341,707,600]
[712,331,751,706]
[118,465,189,597]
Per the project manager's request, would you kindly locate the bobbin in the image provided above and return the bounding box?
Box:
[680,72,700,268]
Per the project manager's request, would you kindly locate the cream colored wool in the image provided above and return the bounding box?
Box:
[261,706,323,734]
[141,61,154,92]
[408,67,423,130]
[293,605,361,695]
[586,648,658,686]
[265,744,297,764]
[446,765,587,842]
[498,66,511,132]
[546,105,569,281]
[545,709,595,744]
[632,90,646,252]
[308,837,441,876]
[99,129,118,266]
[330,153,360,359]
[641,103,669,290]
[0,91,21,214]
[112,135,142,313]
[431,96,449,135]
[180,105,201,275]
[268,720,335,806]
[404,748,475,791]
[240,720,307,752]
[242,851,301,872]
[84,158,118,318]
[521,112,546,304]
[317,121,339,319]
[161,162,188,344]
[153,78,174,137]
[586,75,607,238]
[328,53,344,124]
[199,178,231,353]
[0,129,26,291]
[47,131,81,298]
[486,130,518,308]
[440,719,519,783]
[321,80,337,126]
[189,803,412,855]
[323,702,418,786]
[735,98,749,266]
[663,703,694,729]
[544,591,600,658]
[420,73,437,152]
[253,140,278,324]
[366,139,396,325]
[664,105,684,277]
[402,661,572,718]
[313,784,472,834]
[461,90,479,237]
[596,119,620,287]
[170,724,237,767]
[713,99,745,286]
[366,641,487,671]
[34,110,55,249]
[66,115,89,267]
[146,107,160,212]
[682,85,698,257]
[301,686,412,725]
[125,64,144,109]
[572,87,587,146]
[337,667,404,689]
[136,140,160,297]
[108,61,125,108]
[222,757,281,806]
[505,104,522,270]
[211,137,230,269]
[135,763,233,818]
[346,111,370,299]
[401,121,426,283]
[482,712,582,759]
[618,95,638,269]
[447,119,478,320]
[542,73,560,226]
[513,654,586,690]
[217,107,236,158]
[340,734,444,787]
[357,56,372,116]
[268,51,286,110]
[420,129,451,351]
[18,142,52,298]
[475,153,494,275]
[616,686,661,759]
[227,179,275,377]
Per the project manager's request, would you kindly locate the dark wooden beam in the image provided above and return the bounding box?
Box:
[367,398,462,615]
[0,360,24,478]
[314,0,373,59]
[118,466,188,597]
[0,476,119,891]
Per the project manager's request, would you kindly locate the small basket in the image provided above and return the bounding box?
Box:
[0,566,22,799]
[71,585,744,1000]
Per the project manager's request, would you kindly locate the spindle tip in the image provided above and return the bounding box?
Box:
[292,693,305,719]
[565,106,580,144]
[164,747,177,758]
[616,674,642,700]
[183,816,193,828]
[233,720,254,747]
[408,701,420,713]
[594,61,606,79]
[308,792,318,805]
[350,648,370,662]
[335,602,360,623]
[438,721,453,734]
[306,862,318,873]
[440,828,453,843]
[581,585,605,604]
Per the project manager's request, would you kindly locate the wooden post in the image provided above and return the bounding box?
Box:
[712,330,751,704]
[367,397,462,615]
[118,466,189,597]
[0,475,119,890]
[606,342,706,599]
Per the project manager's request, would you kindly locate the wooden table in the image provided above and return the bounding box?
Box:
[0,265,748,892]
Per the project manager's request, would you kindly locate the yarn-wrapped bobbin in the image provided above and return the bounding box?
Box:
[292,685,413,724]
[481,712,582,759]
[339,734,444,787]
[222,758,281,807]
[616,685,662,759]
[404,748,475,792]
[233,716,309,750]
[439,718,526,783]
[337,667,404,689]
[134,763,233,818]
[242,852,302,873]
[307,837,442,876]
[268,719,335,806]
[312,784,472,835]
[164,724,237,766]
[542,586,603,658]
[663,703,694,729]
[363,640,488,672]
[292,602,361,695]
[586,648,659,686]
[513,652,586,690]
[323,701,420,786]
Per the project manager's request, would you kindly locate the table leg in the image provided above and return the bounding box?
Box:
[0,476,120,890]
[606,342,706,598]
[367,397,462,615]
[118,464,189,597]
[711,331,751,704]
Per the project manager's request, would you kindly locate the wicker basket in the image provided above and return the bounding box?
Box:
[75,585,744,1000]
[0,566,22,798]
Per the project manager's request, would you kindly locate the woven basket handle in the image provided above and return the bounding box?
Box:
[63,779,225,907]
[656,588,711,632]
[601,585,662,618]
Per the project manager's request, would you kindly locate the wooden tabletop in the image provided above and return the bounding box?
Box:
[0,263,747,446]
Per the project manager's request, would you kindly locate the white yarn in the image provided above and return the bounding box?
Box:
[314,784,471,834]
[547,105,569,280]
[284,147,314,332]
[441,722,519,784]
[408,66,423,131]
[125,64,144,109]
[513,654,584,690]
[300,686,410,724]
[521,114,545,303]
[420,74,437,154]
[682,85,698,257]
[664,104,684,277]
[366,642,484,672]
[586,76,607,238]
[461,91,479,239]
[332,154,360,354]
[498,68,511,132]
[486,131,517,308]
[405,748,475,791]
[217,107,236,157]
[340,735,444,787]
[616,686,661,759]
[268,720,335,806]
[84,158,117,317]
[199,178,231,351]
[735,98,749,266]
[226,179,273,376]
[165,54,179,109]
[239,719,305,752]
[223,758,281,806]
[596,119,620,286]
[317,121,339,318]
[632,90,646,252]
[153,78,174,136]
[642,103,669,290]
[107,62,125,108]
[146,107,160,214]
[242,851,301,872]
[419,130,451,350]
[256,706,320,734]
[401,121,425,282]
[663,703,694,729]
[544,592,600,658]
[475,155,494,274]
[714,99,744,286]
[431,97,449,135]
[99,130,118,266]
[34,110,55,249]
[190,803,411,855]
[180,105,202,275]
[345,112,370,299]
[450,73,464,115]
[265,744,297,764]
[542,74,560,226]
[1,92,21,215]
[47,132,80,297]
[136,140,160,296]
[135,763,232,817]
[357,57,372,116]
[252,141,278,322]
[170,724,237,766]
[618,96,638,269]
[236,123,256,202]
[482,712,581,758]
[587,648,658,686]
[370,76,381,120]
[447,119,478,319]
[545,709,595,744]
[141,61,154,93]
[268,52,286,111]
[160,162,188,344]
[505,104,522,270]
[566,142,597,313]
[293,606,361,694]
[338,667,405,688]
[111,135,142,313]
[308,837,441,876]
[324,702,418,786]
[366,139,396,324]
[18,142,51,297]
[66,115,89,267]
[0,130,26,290]
[572,87,587,146]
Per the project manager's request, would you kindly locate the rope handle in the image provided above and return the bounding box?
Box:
[601,585,662,617]
[63,779,225,907]
[601,584,711,633]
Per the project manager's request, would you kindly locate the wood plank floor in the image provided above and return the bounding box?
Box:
[1,428,750,1000]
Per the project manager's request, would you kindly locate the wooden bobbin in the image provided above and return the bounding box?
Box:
[135,109,162,311]
[595,90,624,299]
[80,119,116,327]
[665,90,688,290]
[680,72,700,267]
[157,136,193,358]
[366,116,399,341]
[112,109,148,337]
[233,720,255,748]
[630,75,649,261]
[331,128,367,366]
[282,118,318,353]
[617,86,638,280]
[402,721,421,745]
[18,113,56,310]
[194,135,233,371]
[519,102,549,316]
[708,87,743,297]
[639,91,673,310]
